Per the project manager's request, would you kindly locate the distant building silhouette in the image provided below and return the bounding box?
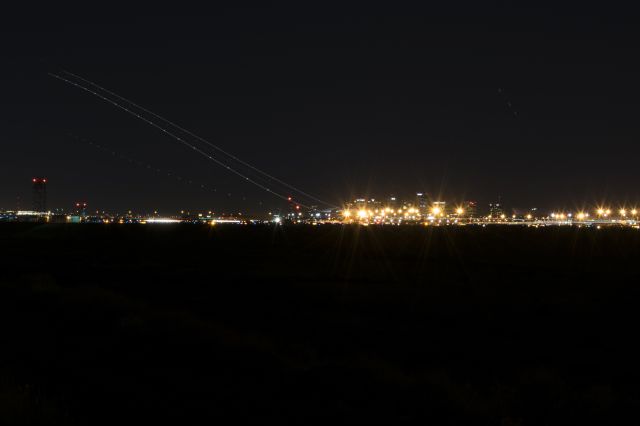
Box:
[463,201,478,217]
[74,202,88,217]
[416,192,428,212]
[489,202,504,218]
[32,178,47,212]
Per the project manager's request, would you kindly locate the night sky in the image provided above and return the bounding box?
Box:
[2,3,640,213]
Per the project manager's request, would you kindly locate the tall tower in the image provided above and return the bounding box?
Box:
[32,178,47,212]
[416,193,428,213]
[463,201,478,218]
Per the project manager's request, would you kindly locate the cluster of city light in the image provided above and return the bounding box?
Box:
[542,207,639,221]
[579,207,638,218]
[343,207,426,220]
[341,203,473,226]
[340,202,640,226]
[550,213,571,220]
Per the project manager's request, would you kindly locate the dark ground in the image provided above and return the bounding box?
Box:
[1,223,640,425]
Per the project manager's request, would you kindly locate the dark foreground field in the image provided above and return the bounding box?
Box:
[2,223,640,425]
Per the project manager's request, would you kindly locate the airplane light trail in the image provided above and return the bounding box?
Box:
[48,72,308,207]
[57,70,339,209]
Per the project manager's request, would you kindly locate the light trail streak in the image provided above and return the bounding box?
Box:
[49,73,307,207]
[76,135,260,204]
[59,70,339,209]
[144,218,182,223]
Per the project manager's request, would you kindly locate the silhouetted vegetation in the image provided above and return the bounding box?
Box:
[2,223,640,424]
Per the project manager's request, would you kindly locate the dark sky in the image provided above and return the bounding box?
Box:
[2,3,640,214]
